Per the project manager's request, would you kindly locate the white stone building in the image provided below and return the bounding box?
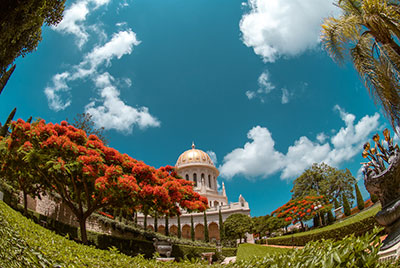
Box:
[136,143,252,242]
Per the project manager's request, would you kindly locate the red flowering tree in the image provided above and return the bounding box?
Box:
[271,196,331,230]
[1,119,208,243]
[0,120,44,214]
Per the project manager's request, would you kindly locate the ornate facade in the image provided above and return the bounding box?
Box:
[136,143,252,242]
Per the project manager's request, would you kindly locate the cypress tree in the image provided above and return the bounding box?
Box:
[313,215,320,228]
[320,212,326,226]
[26,116,32,123]
[177,215,181,239]
[342,193,351,216]
[204,211,209,243]
[191,215,195,241]
[0,107,16,137]
[165,216,169,236]
[355,184,365,210]
[219,209,224,241]
[0,65,16,95]
[154,213,158,232]
[334,198,340,209]
[371,194,379,204]
[327,210,335,224]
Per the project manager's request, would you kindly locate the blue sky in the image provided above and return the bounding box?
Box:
[0,0,393,216]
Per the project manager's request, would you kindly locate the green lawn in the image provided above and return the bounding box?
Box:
[268,203,381,241]
[236,243,292,261]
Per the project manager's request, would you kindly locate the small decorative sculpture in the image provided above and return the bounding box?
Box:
[153,238,172,258]
[362,129,400,250]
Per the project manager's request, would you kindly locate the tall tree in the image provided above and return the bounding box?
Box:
[0,65,15,95]
[291,163,356,206]
[191,215,195,241]
[177,215,181,239]
[0,108,16,137]
[204,211,209,242]
[219,208,224,241]
[355,183,365,210]
[224,214,253,244]
[342,193,351,216]
[322,0,400,129]
[0,0,66,74]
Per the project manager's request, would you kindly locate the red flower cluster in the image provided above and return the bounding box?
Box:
[272,195,330,225]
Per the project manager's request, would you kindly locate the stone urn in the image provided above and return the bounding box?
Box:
[153,238,173,258]
[363,131,400,250]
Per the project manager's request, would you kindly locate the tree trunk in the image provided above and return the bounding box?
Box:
[79,217,88,244]
[144,214,147,230]
[300,220,304,231]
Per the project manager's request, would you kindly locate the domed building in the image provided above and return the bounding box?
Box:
[136,143,252,243]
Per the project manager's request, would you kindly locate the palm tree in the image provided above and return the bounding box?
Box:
[321,0,400,130]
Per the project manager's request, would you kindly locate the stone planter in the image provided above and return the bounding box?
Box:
[364,152,400,250]
[153,238,173,258]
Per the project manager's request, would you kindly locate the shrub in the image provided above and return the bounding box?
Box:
[267,213,378,246]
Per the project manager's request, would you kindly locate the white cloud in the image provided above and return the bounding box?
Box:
[219,106,380,180]
[46,30,139,109]
[207,151,218,165]
[85,73,160,132]
[247,70,292,104]
[45,29,159,132]
[246,70,275,101]
[239,0,339,62]
[44,72,71,111]
[281,88,289,104]
[316,132,327,143]
[219,126,285,179]
[74,30,140,78]
[53,0,111,47]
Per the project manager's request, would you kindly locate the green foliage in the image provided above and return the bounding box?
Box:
[355,183,365,211]
[203,211,209,243]
[191,215,195,241]
[267,205,380,246]
[219,209,224,241]
[321,0,400,130]
[371,193,379,203]
[224,214,253,243]
[0,0,66,74]
[334,198,339,209]
[291,163,356,206]
[0,201,396,268]
[0,107,16,137]
[327,210,335,224]
[172,244,236,262]
[233,227,396,268]
[0,65,15,96]
[343,193,351,216]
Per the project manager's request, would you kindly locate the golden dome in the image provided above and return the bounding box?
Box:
[176,143,216,170]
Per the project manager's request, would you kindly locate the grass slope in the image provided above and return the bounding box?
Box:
[236,244,291,261]
[0,201,213,268]
[269,203,380,241]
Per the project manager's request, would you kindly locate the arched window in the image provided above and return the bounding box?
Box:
[208,175,211,188]
[186,174,189,181]
[193,173,197,186]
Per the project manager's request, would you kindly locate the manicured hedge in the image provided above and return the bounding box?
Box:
[12,202,235,261]
[267,213,378,246]
[172,244,236,262]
